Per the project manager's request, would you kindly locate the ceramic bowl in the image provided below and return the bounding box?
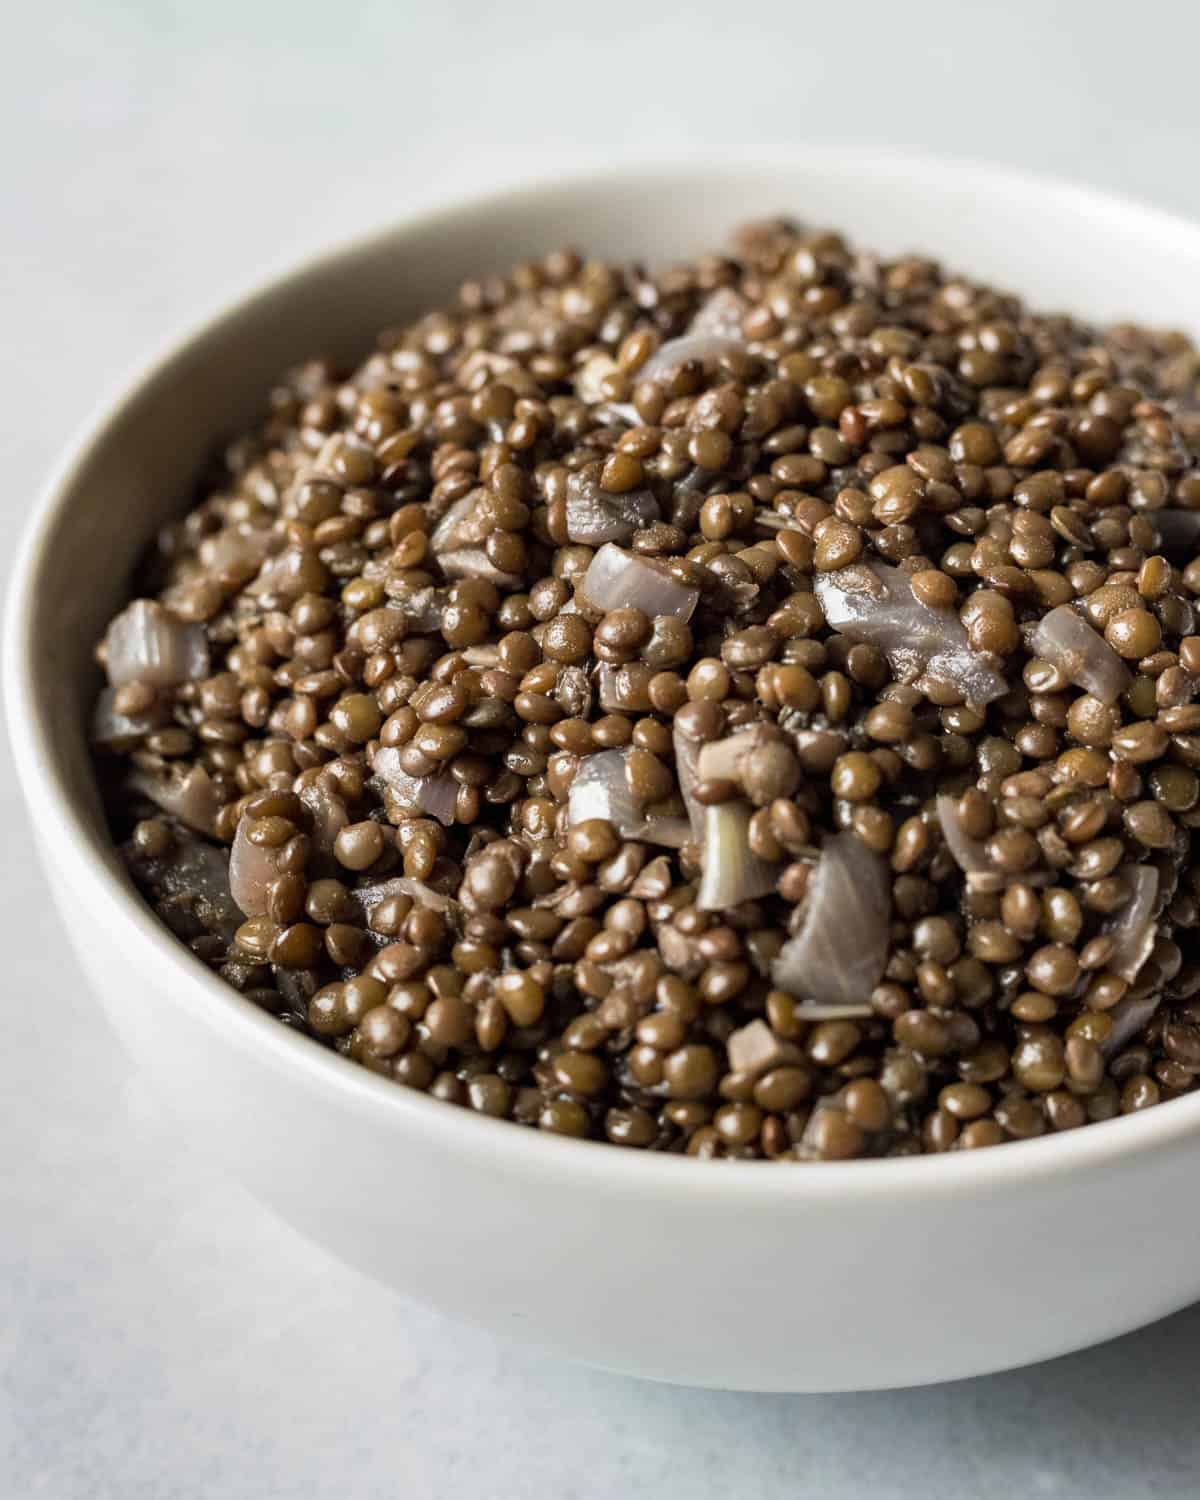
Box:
[9,150,1200,1392]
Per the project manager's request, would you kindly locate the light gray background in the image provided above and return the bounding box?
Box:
[4,3,1199,1495]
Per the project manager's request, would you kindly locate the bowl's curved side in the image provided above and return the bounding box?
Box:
[35,825,1200,1390]
[9,150,1200,1390]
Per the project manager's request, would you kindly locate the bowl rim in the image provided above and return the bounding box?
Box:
[9,144,1200,1202]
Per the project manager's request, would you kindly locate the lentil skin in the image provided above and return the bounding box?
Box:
[98,216,1200,1161]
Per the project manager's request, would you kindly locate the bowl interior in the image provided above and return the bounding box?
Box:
[12,149,1200,1146]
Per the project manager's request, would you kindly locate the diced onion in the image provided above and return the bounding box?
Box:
[638,334,746,384]
[672,720,705,835]
[299,779,350,854]
[1106,865,1160,984]
[697,802,778,910]
[1101,993,1162,1058]
[727,1018,791,1076]
[771,832,891,1009]
[372,747,458,825]
[127,764,223,837]
[686,286,749,341]
[568,748,641,834]
[936,794,991,874]
[565,474,659,545]
[90,687,163,750]
[814,564,1008,705]
[1029,605,1131,706]
[229,814,287,917]
[102,599,209,689]
[578,543,699,620]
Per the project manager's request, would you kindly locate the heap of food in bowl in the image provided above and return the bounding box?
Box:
[91,219,1200,1161]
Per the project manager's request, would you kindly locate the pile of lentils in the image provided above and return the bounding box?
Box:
[92,218,1200,1160]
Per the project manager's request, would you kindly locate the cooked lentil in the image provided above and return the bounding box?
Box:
[94,217,1200,1161]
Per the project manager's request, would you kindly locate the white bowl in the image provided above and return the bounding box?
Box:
[8,150,1200,1393]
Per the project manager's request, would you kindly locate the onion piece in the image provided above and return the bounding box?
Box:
[936,794,991,874]
[351,874,461,924]
[568,748,641,833]
[565,473,659,545]
[630,816,692,849]
[814,563,1008,705]
[229,815,287,917]
[198,523,276,584]
[638,334,745,384]
[686,286,750,341]
[771,832,891,1009]
[397,587,449,634]
[102,599,209,689]
[672,719,705,835]
[430,492,486,554]
[127,764,223,838]
[90,687,164,750]
[1029,605,1131,706]
[794,1001,878,1021]
[1106,865,1160,984]
[578,543,699,620]
[696,725,769,784]
[697,801,778,910]
[727,1018,791,1076]
[299,779,350,855]
[372,748,458,826]
[596,664,652,712]
[1100,993,1162,1058]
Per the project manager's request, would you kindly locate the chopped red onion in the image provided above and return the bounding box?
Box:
[1029,605,1131,706]
[579,543,699,620]
[639,334,745,385]
[696,725,768,784]
[687,286,750,341]
[247,549,315,602]
[90,687,163,749]
[793,1001,877,1021]
[398,587,449,634]
[127,764,223,837]
[565,473,660,545]
[771,832,891,1008]
[439,548,520,587]
[372,747,458,825]
[229,815,287,917]
[1106,865,1160,984]
[199,524,276,583]
[428,492,520,587]
[351,875,461,924]
[814,563,1008,705]
[1100,993,1163,1058]
[102,599,209,688]
[727,1018,791,1076]
[299,779,350,854]
[596,664,652,712]
[430,491,487,554]
[635,290,749,385]
[574,352,620,405]
[672,720,705,835]
[568,748,640,833]
[697,802,778,910]
[936,794,991,875]
[630,816,693,849]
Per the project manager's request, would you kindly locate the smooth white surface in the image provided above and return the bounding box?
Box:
[4,1,1200,1493]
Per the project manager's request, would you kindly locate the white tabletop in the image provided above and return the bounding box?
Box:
[4,4,1200,1495]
